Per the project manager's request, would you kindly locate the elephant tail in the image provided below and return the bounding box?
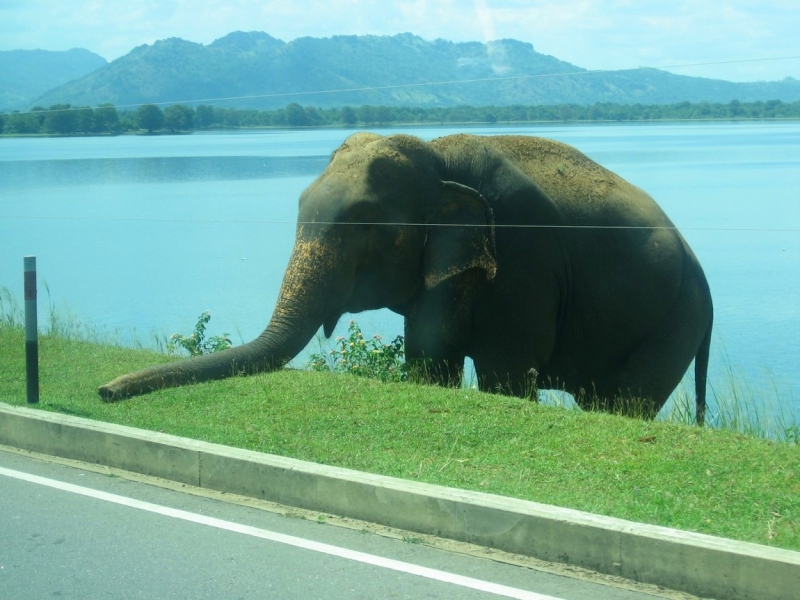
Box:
[694,308,713,427]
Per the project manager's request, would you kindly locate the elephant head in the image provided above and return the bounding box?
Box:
[98,133,497,400]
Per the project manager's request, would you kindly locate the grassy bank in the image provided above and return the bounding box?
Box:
[1,323,798,552]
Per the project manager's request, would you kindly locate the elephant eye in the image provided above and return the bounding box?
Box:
[344,202,381,225]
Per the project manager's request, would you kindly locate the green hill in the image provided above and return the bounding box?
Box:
[18,32,800,110]
[0,48,107,111]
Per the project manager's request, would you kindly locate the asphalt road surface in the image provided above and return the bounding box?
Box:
[0,448,691,600]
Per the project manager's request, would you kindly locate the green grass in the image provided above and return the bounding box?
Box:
[1,322,798,552]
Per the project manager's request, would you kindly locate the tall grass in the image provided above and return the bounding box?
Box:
[0,285,168,351]
[665,365,799,443]
[0,286,23,327]
[1,283,98,339]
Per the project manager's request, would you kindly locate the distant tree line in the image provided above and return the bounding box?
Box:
[0,103,195,135]
[2,98,800,135]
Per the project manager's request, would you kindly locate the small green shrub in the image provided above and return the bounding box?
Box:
[168,311,232,356]
[307,320,407,383]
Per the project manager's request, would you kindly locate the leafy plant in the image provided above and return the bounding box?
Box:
[307,320,407,383]
[168,311,232,357]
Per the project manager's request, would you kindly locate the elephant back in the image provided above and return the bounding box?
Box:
[487,135,674,228]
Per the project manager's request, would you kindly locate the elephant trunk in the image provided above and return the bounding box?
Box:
[98,235,345,400]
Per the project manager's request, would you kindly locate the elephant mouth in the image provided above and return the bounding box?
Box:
[323,312,342,338]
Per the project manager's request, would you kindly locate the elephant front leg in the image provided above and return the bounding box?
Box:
[403,290,469,388]
[401,271,482,388]
[404,319,466,387]
[472,356,542,400]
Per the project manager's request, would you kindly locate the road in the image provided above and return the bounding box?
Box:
[0,448,689,599]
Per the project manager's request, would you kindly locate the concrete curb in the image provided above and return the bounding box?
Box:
[1,402,797,600]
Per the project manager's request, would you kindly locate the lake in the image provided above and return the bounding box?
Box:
[1,122,798,424]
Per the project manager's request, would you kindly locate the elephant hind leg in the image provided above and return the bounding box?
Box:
[574,387,663,419]
[594,292,712,419]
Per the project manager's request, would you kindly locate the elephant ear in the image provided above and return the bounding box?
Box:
[423,181,497,290]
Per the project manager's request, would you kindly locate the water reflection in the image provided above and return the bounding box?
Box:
[0,155,329,188]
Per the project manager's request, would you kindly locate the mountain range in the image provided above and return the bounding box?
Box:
[4,31,800,112]
[0,48,107,111]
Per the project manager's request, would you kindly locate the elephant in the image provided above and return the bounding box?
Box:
[99,132,713,424]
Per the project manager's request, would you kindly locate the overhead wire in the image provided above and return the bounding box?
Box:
[0,214,798,233]
[15,54,800,114]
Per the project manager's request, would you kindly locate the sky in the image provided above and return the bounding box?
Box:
[1,0,798,83]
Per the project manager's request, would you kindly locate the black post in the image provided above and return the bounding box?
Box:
[24,256,39,404]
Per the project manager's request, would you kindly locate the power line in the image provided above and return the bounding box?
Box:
[643,55,800,71]
[17,55,800,115]
[1,214,798,233]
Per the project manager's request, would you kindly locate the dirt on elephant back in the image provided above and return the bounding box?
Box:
[433,134,632,213]
[489,135,629,206]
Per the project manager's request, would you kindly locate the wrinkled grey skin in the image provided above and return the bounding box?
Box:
[99,133,713,424]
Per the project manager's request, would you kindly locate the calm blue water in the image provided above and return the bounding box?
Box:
[1,123,798,422]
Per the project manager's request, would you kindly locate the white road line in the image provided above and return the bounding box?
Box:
[0,466,564,600]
